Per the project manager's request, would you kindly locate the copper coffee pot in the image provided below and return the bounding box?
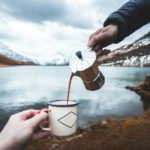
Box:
[69,49,105,91]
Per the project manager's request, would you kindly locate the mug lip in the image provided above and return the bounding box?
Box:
[48,100,79,107]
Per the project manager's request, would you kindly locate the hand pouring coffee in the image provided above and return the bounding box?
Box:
[69,49,105,91]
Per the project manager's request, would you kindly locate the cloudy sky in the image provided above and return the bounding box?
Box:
[0,0,149,57]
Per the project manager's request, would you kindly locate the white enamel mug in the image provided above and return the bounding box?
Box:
[39,100,79,136]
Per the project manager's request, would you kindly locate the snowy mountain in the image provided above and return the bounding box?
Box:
[2,31,150,67]
[43,53,68,66]
[0,42,39,64]
[97,32,150,67]
[36,53,69,66]
[0,42,69,66]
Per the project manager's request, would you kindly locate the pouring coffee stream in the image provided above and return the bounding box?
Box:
[67,51,83,104]
[67,50,105,104]
[67,74,73,104]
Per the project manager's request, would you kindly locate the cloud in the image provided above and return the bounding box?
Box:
[0,33,13,40]
[0,16,91,57]
[0,0,67,23]
[0,0,95,29]
[0,0,149,58]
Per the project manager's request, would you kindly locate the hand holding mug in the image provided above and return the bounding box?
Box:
[0,109,50,150]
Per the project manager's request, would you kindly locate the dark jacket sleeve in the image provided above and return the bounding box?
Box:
[104,0,150,43]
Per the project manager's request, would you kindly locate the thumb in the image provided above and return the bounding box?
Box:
[27,112,48,129]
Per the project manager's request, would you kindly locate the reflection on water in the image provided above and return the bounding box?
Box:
[0,66,150,130]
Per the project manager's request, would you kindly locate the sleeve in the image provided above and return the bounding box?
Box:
[104,0,150,43]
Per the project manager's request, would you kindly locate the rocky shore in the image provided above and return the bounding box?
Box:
[27,75,150,150]
[0,64,10,67]
[126,75,150,110]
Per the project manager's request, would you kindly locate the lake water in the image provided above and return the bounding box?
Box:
[0,66,150,130]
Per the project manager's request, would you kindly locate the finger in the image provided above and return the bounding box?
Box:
[95,49,103,57]
[96,50,103,58]
[96,49,111,57]
[88,29,102,47]
[88,32,104,47]
[93,44,101,52]
[27,112,48,129]
[102,49,111,55]
[89,28,102,41]
[32,132,50,142]
[40,121,48,128]
[20,109,38,120]
[12,109,38,121]
[34,121,49,132]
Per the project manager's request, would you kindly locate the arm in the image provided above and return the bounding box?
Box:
[104,0,150,42]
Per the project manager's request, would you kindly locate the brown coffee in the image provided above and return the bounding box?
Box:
[67,74,73,104]
[51,100,75,105]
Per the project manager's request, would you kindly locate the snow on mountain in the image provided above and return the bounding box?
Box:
[46,54,68,65]
[0,42,68,65]
[37,53,69,65]
[98,32,150,67]
[0,42,37,63]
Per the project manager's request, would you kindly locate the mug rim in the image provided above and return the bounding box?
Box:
[48,100,79,107]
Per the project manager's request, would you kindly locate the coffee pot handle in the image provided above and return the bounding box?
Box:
[37,108,51,132]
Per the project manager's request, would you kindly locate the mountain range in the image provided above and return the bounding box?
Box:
[0,42,68,66]
[97,32,150,67]
[0,31,150,67]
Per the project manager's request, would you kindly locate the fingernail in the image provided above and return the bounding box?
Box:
[87,46,91,51]
[88,41,92,46]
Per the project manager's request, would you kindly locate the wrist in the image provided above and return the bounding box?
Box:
[0,134,15,150]
[0,138,8,150]
[108,24,118,41]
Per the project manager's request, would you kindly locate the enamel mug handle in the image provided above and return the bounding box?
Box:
[37,108,51,132]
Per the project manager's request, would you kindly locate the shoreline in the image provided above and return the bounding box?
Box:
[27,75,150,150]
[0,64,150,68]
[0,64,10,67]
